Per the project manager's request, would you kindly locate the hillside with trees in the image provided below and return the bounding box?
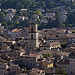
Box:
[0,0,75,30]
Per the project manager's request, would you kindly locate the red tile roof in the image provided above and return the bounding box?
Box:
[28,53,38,57]
[12,29,22,33]
[24,27,29,30]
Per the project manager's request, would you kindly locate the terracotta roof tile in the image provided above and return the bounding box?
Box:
[28,53,38,57]
[12,29,22,33]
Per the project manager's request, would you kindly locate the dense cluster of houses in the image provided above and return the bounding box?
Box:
[0,22,75,75]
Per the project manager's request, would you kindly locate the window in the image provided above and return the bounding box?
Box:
[31,34,33,39]
[31,27,33,32]
[44,48,46,50]
[65,66,66,68]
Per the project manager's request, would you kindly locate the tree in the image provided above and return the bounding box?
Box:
[33,11,42,16]
[72,31,75,33]
[56,68,67,75]
[56,12,62,28]
[0,12,4,22]
[61,42,67,48]
[39,22,47,29]
[43,53,52,58]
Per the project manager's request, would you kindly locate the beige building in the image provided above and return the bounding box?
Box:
[28,23,39,50]
[68,52,75,74]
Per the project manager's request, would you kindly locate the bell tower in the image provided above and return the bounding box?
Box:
[28,23,39,50]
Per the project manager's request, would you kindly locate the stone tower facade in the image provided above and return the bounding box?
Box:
[28,23,39,50]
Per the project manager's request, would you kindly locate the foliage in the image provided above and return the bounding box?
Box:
[72,31,75,33]
[0,12,4,22]
[0,0,75,30]
[33,11,42,15]
[43,53,52,58]
[56,68,67,75]
[61,42,67,48]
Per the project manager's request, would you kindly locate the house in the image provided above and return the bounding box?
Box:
[38,9,45,13]
[29,68,45,75]
[0,69,8,75]
[42,60,53,70]
[40,29,58,40]
[50,42,61,50]
[60,10,67,15]
[67,33,75,43]
[50,17,56,22]
[57,52,75,74]
[20,9,27,12]
[68,52,75,74]
[0,9,1,11]
[45,68,55,75]
[11,28,29,40]
[46,35,59,44]
[59,10,67,22]
[20,53,43,69]
[2,40,16,46]
[0,58,9,75]
[5,13,15,21]
[41,18,48,23]
[57,59,70,74]
[59,34,67,43]
[71,9,75,13]
[64,0,74,2]
[38,50,55,56]
[8,64,23,75]
[0,23,4,32]
[56,52,70,59]
[5,8,16,13]
[0,58,8,69]
[40,42,51,50]
[11,29,23,40]
[16,73,28,75]
[44,13,55,18]
[22,27,29,40]
[19,16,28,21]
